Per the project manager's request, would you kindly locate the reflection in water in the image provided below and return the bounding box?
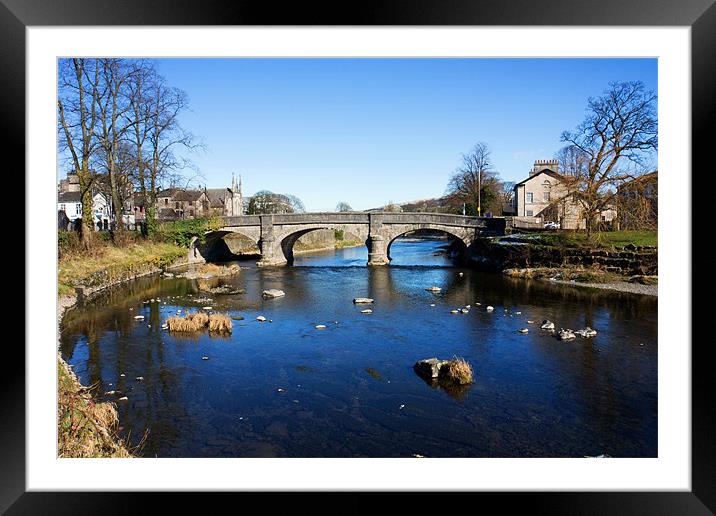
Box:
[60,238,657,457]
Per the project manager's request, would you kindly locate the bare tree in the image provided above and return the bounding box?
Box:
[125,62,200,234]
[58,58,102,248]
[335,202,353,212]
[559,81,658,236]
[94,58,134,229]
[447,142,502,216]
[247,191,305,214]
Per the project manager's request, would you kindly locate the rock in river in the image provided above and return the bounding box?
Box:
[414,358,449,380]
[541,320,555,331]
[425,286,442,292]
[353,297,374,304]
[256,315,267,322]
[262,289,286,299]
[558,329,576,341]
[575,327,598,338]
[360,309,373,314]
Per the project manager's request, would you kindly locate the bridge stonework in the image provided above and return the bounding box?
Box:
[188,212,509,266]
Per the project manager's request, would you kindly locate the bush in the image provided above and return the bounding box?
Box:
[156,217,222,248]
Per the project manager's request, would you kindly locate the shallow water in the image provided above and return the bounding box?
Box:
[60,238,658,457]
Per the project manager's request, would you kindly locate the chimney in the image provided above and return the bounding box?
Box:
[530,159,559,176]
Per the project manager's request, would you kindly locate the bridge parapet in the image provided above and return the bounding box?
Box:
[218,211,494,228]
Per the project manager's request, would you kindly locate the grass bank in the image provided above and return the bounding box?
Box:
[535,230,657,249]
[58,240,186,297]
[57,356,134,458]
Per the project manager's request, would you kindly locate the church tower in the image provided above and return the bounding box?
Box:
[230,172,243,216]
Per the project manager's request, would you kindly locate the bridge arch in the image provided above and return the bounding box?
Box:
[190,228,261,263]
[271,224,369,265]
[382,224,474,263]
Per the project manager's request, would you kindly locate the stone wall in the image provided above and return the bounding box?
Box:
[468,238,657,276]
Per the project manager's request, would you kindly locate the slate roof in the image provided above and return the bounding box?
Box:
[58,191,82,203]
[173,190,205,202]
[513,169,564,188]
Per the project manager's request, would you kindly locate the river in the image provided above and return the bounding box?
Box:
[59,237,658,457]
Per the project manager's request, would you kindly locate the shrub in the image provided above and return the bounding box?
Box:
[439,358,474,385]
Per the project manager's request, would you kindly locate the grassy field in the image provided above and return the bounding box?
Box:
[536,230,657,249]
[58,240,186,297]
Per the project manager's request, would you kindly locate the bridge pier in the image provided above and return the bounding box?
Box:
[256,215,288,267]
[367,234,389,266]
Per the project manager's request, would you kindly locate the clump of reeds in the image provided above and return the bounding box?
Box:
[208,313,233,333]
[166,314,204,332]
[439,358,474,385]
[187,311,209,327]
[166,311,232,333]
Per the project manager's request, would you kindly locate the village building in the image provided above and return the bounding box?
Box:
[509,160,617,230]
[57,172,112,230]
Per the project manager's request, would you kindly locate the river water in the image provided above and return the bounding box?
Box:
[59,238,658,457]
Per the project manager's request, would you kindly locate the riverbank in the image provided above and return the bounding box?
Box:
[503,267,658,296]
[57,354,134,457]
[57,238,198,457]
[59,240,187,297]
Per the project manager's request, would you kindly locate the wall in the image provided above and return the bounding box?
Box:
[469,238,658,276]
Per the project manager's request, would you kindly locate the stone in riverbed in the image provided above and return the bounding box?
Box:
[518,328,529,334]
[360,309,373,314]
[413,358,449,380]
[575,327,598,338]
[540,320,555,331]
[315,324,327,329]
[485,306,494,312]
[133,315,144,320]
[353,297,374,304]
[262,289,286,299]
[558,329,576,341]
[425,286,442,292]
[256,316,267,322]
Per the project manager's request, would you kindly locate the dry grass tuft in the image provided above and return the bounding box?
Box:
[200,263,224,275]
[166,315,202,332]
[439,358,474,385]
[208,313,233,333]
[57,357,134,458]
[187,311,209,327]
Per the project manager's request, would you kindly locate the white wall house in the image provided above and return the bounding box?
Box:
[58,191,112,230]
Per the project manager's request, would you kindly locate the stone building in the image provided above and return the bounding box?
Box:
[155,174,244,221]
[510,160,615,230]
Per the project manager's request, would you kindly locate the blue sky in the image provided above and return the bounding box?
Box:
[149,58,656,211]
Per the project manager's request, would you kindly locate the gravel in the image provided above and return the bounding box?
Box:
[546,279,657,296]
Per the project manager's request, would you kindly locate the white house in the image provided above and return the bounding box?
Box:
[58,190,112,230]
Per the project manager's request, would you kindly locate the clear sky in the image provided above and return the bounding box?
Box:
[149,58,657,211]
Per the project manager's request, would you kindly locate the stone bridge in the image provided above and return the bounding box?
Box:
[189,212,510,266]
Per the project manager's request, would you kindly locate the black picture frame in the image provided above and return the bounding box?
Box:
[4,0,711,513]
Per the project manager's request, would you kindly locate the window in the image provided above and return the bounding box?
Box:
[189,209,194,217]
[189,200,194,206]
[175,202,180,209]
[59,203,65,212]
[76,203,81,215]
[526,192,533,203]
[544,192,551,202]
[165,198,168,205]
[526,210,533,217]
